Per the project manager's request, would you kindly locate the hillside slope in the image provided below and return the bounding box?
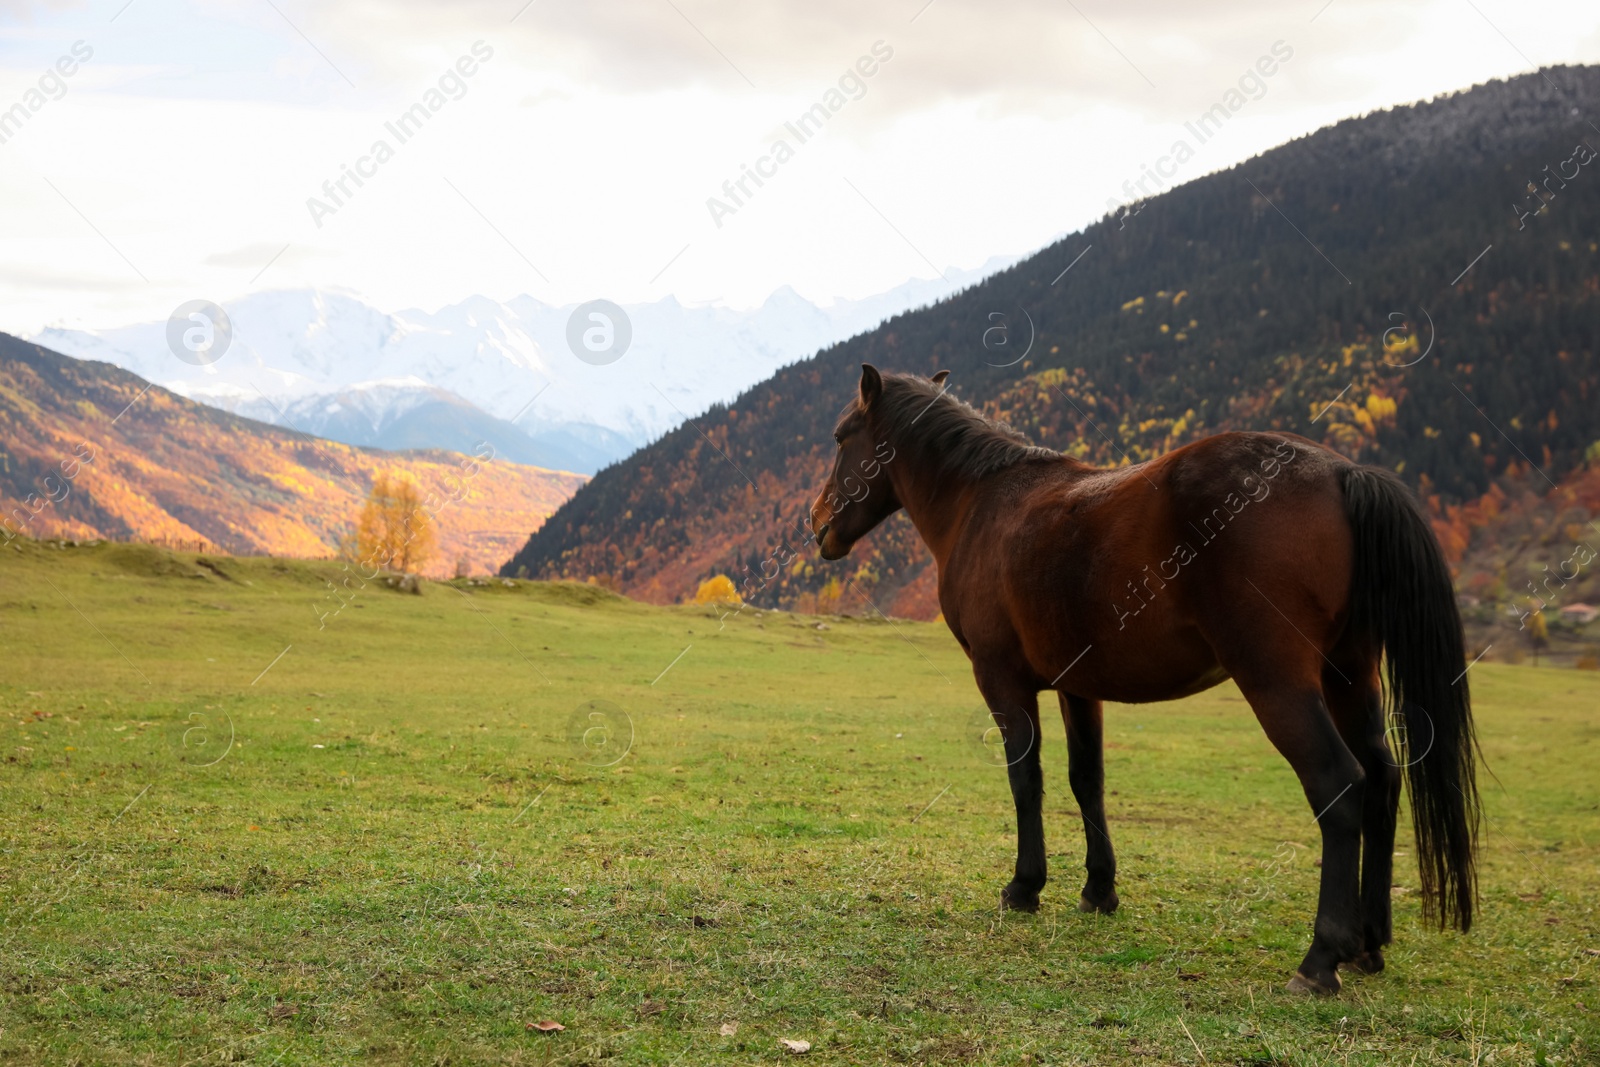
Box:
[0,335,585,576]
[505,67,1600,619]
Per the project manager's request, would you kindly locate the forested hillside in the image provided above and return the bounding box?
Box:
[505,67,1600,619]
[0,337,586,576]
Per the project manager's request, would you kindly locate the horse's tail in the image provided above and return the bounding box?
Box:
[1341,465,1479,932]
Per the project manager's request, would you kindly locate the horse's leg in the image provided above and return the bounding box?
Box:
[978,674,1045,911]
[1233,676,1366,995]
[1060,693,1118,914]
[1324,660,1398,976]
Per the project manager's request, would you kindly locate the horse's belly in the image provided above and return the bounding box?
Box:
[1089,665,1228,703]
[1050,627,1228,703]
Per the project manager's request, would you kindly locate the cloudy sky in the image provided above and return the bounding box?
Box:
[3,0,1600,334]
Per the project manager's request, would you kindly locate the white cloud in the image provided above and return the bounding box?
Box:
[1,0,1598,334]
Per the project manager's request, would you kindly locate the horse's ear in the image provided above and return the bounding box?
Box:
[931,370,950,386]
[859,364,883,408]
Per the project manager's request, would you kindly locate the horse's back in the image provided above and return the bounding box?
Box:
[948,433,1358,701]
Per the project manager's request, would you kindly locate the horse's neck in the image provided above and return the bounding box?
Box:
[890,453,981,569]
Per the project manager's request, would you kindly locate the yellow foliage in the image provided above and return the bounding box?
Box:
[1527,609,1549,642]
[356,472,435,574]
[1365,394,1398,422]
[692,574,742,606]
[1383,331,1419,358]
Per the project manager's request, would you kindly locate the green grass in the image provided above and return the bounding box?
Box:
[1,537,1596,1065]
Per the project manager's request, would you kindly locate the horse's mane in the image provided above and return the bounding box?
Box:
[875,374,1057,480]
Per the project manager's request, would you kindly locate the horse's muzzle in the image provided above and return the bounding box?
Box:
[815,523,846,561]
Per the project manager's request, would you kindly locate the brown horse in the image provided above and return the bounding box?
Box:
[810,365,1478,995]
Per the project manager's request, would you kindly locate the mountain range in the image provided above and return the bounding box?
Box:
[31,264,1013,475]
[0,335,584,577]
[503,66,1600,623]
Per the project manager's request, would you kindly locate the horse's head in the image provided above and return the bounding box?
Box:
[810,364,947,560]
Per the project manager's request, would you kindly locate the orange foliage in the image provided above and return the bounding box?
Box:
[356,472,436,574]
[0,345,586,578]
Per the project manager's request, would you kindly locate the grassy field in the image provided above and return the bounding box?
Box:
[1,538,1596,1065]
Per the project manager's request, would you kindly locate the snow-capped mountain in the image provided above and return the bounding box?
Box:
[31,260,1013,473]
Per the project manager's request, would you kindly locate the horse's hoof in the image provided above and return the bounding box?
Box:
[1000,884,1040,912]
[1078,889,1119,915]
[1343,949,1385,975]
[1285,970,1341,996]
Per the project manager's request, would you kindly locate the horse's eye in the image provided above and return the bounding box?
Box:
[833,434,843,446]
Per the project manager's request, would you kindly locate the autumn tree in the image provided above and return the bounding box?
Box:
[357,473,435,574]
[692,574,741,606]
[1527,606,1549,666]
